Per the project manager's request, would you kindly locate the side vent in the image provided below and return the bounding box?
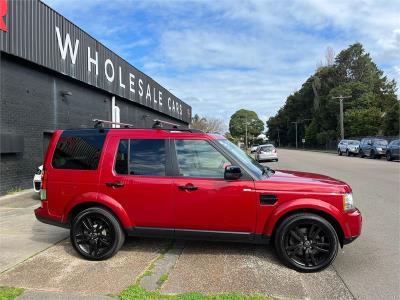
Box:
[260,194,277,205]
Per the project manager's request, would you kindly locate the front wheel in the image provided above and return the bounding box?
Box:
[274,213,339,272]
[346,149,350,156]
[359,150,365,158]
[386,151,393,161]
[337,149,342,156]
[71,207,125,260]
[370,150,376,159]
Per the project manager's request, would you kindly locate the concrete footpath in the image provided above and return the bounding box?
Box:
[0,190,68,273]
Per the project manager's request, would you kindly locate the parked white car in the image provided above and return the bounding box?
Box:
[255,144,278,162]
[250,144,260,153]
[33,165,42,193]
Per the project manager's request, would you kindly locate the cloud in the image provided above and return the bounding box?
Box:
[44,0,400,128]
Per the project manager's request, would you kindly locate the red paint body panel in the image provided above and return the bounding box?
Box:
[98,136,174,228]
[173,178,256,232]
[35,128,362,244]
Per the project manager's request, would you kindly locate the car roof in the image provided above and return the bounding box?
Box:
[59,128,225,140]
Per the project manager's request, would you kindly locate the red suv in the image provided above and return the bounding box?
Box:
[35,126,362,272]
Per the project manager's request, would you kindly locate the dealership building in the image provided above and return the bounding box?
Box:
[0,0,192,195]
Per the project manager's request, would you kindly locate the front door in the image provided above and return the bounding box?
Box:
[99,137,174,230]
[172,139,256,234]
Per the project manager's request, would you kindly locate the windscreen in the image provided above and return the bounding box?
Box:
[375,140,388,146]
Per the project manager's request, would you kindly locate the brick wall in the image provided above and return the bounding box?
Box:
[0,54,187,195]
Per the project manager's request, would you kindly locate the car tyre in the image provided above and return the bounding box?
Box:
[346,149,350,156]
[71,207,125,260]
[274,213,339,272]
[386,151,393,161]
[370,150,376,159]
[359,150,365,158]
[337,149,342,156]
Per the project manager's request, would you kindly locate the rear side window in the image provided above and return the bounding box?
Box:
[115,139,167,176]
[52,132,106,170]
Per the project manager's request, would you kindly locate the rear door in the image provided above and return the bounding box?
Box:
[171,138,256,234]
[99,136,174,231]
[47,130,107,217]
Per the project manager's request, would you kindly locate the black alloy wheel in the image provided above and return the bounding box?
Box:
[386,151,392,161]
[274,213,338,272]
[71,207,125,260]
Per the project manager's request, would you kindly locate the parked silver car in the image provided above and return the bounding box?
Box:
[337,139,360,156]
[255,144,278,162]
[359,138,388,159]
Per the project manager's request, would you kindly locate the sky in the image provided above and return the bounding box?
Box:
[43,0,400,131]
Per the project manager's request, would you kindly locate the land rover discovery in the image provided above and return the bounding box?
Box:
[35,121,362,272]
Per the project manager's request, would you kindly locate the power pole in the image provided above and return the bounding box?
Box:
[245,115,248,150]
[277,128,280,147]
[291,121,298,149]
[332,95,351,140]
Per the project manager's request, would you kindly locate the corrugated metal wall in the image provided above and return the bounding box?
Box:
[0,0,191,123]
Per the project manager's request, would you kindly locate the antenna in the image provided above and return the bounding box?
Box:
[92,119,135,128]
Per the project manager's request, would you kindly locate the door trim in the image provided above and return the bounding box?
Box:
[125,226,270,244]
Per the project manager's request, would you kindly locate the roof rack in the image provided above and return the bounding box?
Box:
[152,119,180,129]
[93,119,135,128]
[92,118,204,133]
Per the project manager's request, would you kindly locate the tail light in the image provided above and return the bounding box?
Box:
[40,168,48,200]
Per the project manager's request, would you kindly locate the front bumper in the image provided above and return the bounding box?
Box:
[258,153,278,161]
[343,207,362,244]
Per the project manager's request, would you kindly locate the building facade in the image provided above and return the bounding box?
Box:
[0,0,192,194]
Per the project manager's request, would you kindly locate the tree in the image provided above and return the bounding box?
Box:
[344,107,382,137]
[382,101,400,136]
[229,109,264,145]
[267,43,398,148]
[191,114,225,133]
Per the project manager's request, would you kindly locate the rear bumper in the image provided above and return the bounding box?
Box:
[343,207,362,244]
[34,205,69,229]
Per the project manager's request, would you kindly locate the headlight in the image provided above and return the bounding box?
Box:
[376,147,382,151]
[343,193,354,211]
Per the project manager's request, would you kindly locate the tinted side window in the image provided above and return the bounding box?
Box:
[175,139,230,178]
[115,139,129,175]
[129,139,166,176]
[52,132,106,170]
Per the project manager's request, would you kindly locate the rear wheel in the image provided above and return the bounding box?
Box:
[71,207,125,260]
[274,213,339,272]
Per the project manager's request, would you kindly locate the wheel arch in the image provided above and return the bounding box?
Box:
[63,192,133,229]
[265,199,348,248]
[270,208,345,247]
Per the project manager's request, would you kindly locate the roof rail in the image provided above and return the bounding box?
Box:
[93,119,134,128]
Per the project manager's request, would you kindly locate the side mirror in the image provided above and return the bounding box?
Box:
[224,165,242,180]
